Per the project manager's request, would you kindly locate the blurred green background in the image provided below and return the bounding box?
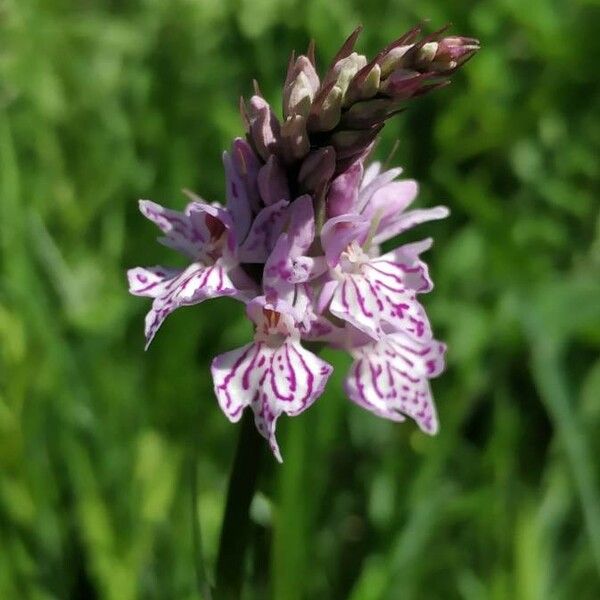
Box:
[1,0,600,598]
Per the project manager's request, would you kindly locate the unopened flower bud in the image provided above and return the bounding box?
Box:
[308,84,343,132]
[340,98,400,129]
[344,62,381,105]
[416,42,439,66]
[283,55,320,119]
[324,52,368,100]
[258,155,290,206]
[379,69,423,99]
[429,36,480,72]
[330,125,383,160]
[378,45,411,77]
[246,95,281,161]
[298,146,336,194]
[280,114,310,163]
[326,161,363,218]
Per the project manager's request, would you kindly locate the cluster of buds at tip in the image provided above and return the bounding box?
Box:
[129,25,479,461]
[241,25,480,193]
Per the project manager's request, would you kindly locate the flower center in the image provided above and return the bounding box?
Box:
[255,307,293,346]
[339,241,369,274]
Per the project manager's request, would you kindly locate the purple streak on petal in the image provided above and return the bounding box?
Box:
[143,260,241,349]
[330,275,383,340]
[238,199,289,263]
[344,332,445,433]
[127,266,181,297]
[211,333,333,462]
[330,259,433,341]
[139,200,203,258]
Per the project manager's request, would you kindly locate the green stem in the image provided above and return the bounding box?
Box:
[214,411,264,599]
[190,456,213,600]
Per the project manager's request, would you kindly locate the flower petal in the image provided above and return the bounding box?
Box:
[212,338,333,462]
[356,166,403,212]
[139,200,202,258]
[321,214,370,267]
[359,161,383,190]
[329,260,432,341]
[362,180,418,222]
[127,266,181,297]
[139,198,235,259]
[144,261,240,348]
[238,200,289,263]
[287,194,316,255]
[326,161,364,218]
[223,149,253,244]
[345,333,446,434]
[372,205,449,245]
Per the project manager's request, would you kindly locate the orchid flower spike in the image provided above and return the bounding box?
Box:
[128,25,479,460]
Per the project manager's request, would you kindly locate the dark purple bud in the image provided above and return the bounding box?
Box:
[340,98,401,129]
[326,161,364,218]
[258,155,290,206]
[335,142,376,174]
[298,146,336,194]
[330,125,383,160]
[246,95,281,161]
[428,37,480,72]
[379,69,426,99]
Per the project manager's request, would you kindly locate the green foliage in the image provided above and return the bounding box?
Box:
[1,0,599,598]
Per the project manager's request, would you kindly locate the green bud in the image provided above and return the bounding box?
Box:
[308,85,343,132]
[325,52,367,100]
[378,45,411,78]
[280,114,310,163]
[344,63,381,105]
[283,56,320,119]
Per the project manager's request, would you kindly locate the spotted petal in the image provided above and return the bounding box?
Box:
[329,254,432,341]
[127,266,182,297]
[139,199,235,258]
[212,338,333,461]
[137,260,240,348]
[345,333,446,434]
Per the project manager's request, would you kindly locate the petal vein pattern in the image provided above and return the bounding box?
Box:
[345,333,446,434]
[329,253,432,341]
[128,198,243,347]
[211,298,332,462]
